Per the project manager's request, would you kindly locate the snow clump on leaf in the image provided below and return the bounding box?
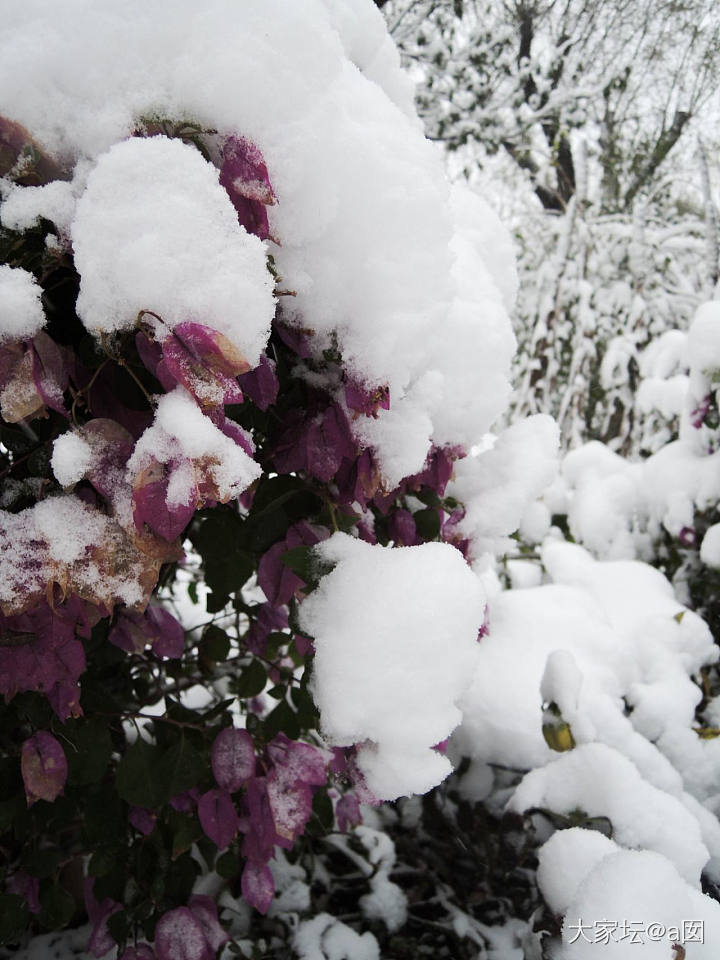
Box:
[299,533,485,800]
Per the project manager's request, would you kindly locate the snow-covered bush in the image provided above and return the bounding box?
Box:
[0,1,529,956]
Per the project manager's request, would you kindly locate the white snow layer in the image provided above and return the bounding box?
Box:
[71,136,274,363]
[51,432,93,488]
[0,265,46,343]
[299,533,485,800]
[0,0,516,485]
[450,414,559,556]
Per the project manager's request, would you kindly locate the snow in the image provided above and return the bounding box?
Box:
[71,136,274,364]
[0,0,516,487]
[450,414,559,557]
[51,432,93,488]
[537,827,619,916]
[299,533,485,800]
[0,265,46,343]
[559,850,720,958]
[700,524,720,567]
[127,388,261,504]
[687,301,720,373]
[1,179,77,238]
[294,914,380,960]
[509,742,708,885]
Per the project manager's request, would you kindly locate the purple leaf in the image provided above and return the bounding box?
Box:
[238,355,279,410]
[197,789,239,850]
[257,522,329,607]
[219,136,277,241]
[169,788,199,813]
[155,907,213,960]
[129,806,157,835]
[146,606,184,659]
[241,776,276,863]
[267,733,327,787]
[31,332,68,416]
[211,727,255,793]
[266,771,313,847]
[188,895,230,952]
[478,604,490,640]
[293,633,314,657]
[273,403,355,484]
[21,731,67,805]
[132,458,197,542]
[79,418,136,501]
[275,320,312,359]
[87,896,122,958]
[387,508,418,546]
[245,604,288,657]
[241,860,275,915]
[335,449,381,508]
[0,603,87,719]
[690,395,711,428]
[109,610,146,654]
[335,793,362,833]
[6,871,40,914]
[408,445,464,497]
[344,376,389,418]
[119,946,156,960]
[206,409,255,458]
[159,322,250,409]
[0,115,66,185]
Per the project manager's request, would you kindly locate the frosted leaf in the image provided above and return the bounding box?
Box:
[154,907,212,960]
[241,861,275,916]
[211,727,255,793]
[187,895,230,953]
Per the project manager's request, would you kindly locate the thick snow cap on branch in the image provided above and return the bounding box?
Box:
[0,0,516,486]
[299,533,485,800]
[71,136,274,364]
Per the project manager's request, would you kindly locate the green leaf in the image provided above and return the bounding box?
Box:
[235,658,266,698]
[264,699,300,740]
[215,850,239,879]
[23,847,62,879]
[413,507,441,540]
[163,852,200,902]
[205,591,228,614]
[281,545,334,589]
[172,815,202,860]
[39,884,76,931]
[89,846,119,878]
[158,738,205,799]
[204,550,253,597]
[200,626,231,662]
[0,894,29,944]
[107,910,129,945]
[64,718,113,786]
[83,784,124,844]
[312,788,334,831]
[115,738,166,809]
